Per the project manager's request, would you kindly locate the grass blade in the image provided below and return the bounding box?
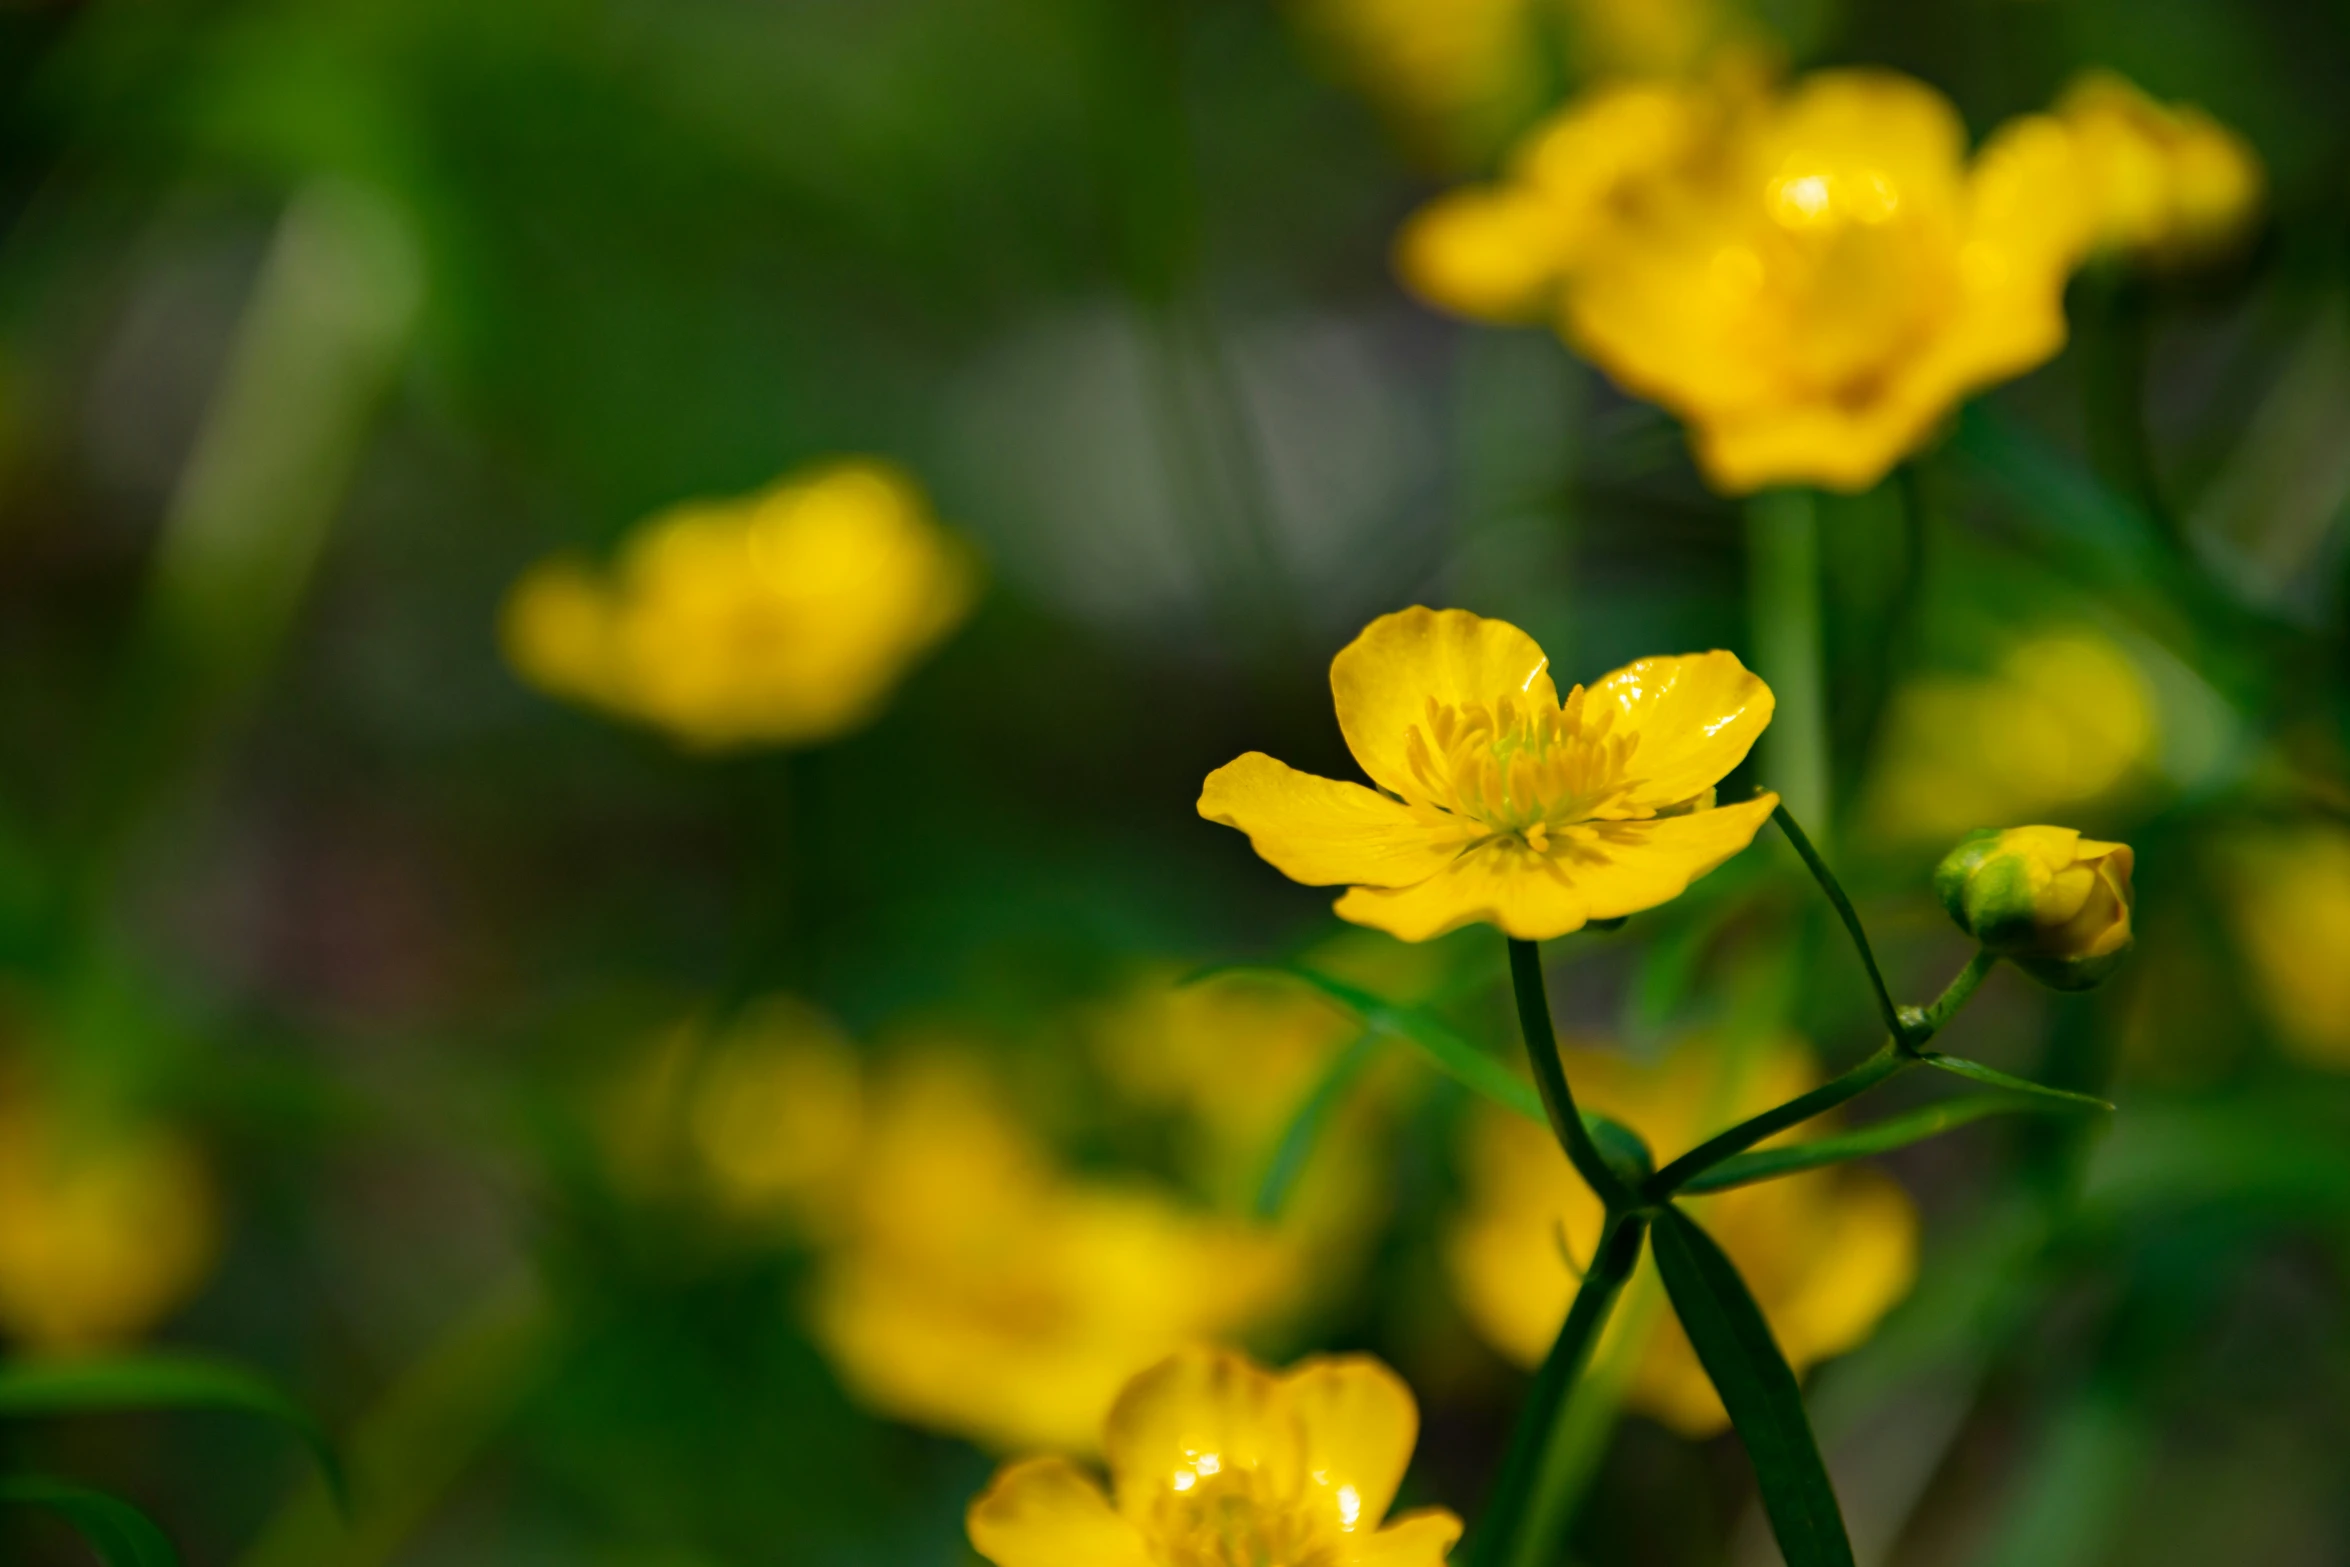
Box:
[1679,1095,2085,1194]
[0,1354,345,1512]
[0,1477,180,1567]
[1651,1205,1855,1567]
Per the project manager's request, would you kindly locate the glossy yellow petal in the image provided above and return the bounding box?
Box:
[1588,651,1774,809]
[1556,793,1779,921]
[967,1457,1150,1567]
[1347,1508,1465,1567]
[1331,608,1558,801]
[1281,1355,1418,1533]
[1198,753,1472,889]
[1335,838,1588,942]
[1104,1347,1299,1517]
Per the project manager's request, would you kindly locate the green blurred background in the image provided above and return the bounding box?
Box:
[2,0,2349,1562]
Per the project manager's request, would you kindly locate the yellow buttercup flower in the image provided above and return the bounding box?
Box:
[502,459,976,750]
[967,1345,1462,1567]
[1446,1036,1916,1435]
[1860,631,2157,844]
[2055,71,2263,265]
[1561,69,2087,492]
[1198,607,1779,942]
[0,1090,221,1352]
[2220,825,2350,1068]
[808,1055,1303,1453]
[1935,825,2135,990]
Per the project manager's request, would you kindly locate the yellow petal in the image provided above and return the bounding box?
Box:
[1557,794,1779,921]
[1280,1355,1419,1533]
[1199,753,1472,888]
[1588,651,1775,809]
[1331,608,1558,801]
[1347,1508,1465,1567]
[967,1457,1150,1567]
[1769,1168,1919,1366]
[1104,1347,1299,1517]
[1394,187,1570,323]
[1335,837,1586,942]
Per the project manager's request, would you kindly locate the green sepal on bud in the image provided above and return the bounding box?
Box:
[1934,826,2135,991]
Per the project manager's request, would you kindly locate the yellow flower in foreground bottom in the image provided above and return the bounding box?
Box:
[808,1057,1301,1452]
[0,1095,220,1352]
[502,460,976,750]
[968,1345,1461,1567]
[2221,826,2350,1068]
[1448,1037,1916,1435]
[1562,70,2085,493]
[1199,607,1778,942]
[2056,71,2262,265]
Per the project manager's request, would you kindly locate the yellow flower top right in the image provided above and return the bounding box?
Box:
[2055,71,2264,267]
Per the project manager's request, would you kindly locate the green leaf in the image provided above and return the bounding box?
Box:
[0,1353,345,1512]
[1193,964,1544,1124]
[1679,1095,2085,1194]
[1253,1027,1382,1220]
[1920,1054,2114,1114]
[1650,1205,1854,1567]
[0,1478,179,1567]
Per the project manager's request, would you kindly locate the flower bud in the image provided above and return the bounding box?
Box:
[1934,826,2135,990]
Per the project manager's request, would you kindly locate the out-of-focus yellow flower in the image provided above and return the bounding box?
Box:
[967,1345,1462,1567]
[2220,825,2350,1068]
[1198,607,1778,942]
[597,996,866,1233]
[0,1089,220,1353]
[1447,1036,1916,1435]
[1562,70,2087,492]
[502,460,976,750]
[2055,71,2263,266]
[808,1055,1303,1453]
[1300,0,1747,166]
[1935,825,2135,990]
[1861,631,2157,844]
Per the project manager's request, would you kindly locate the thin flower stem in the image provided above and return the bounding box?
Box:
[1642,1044,1910,1200]
[1641,948,2001,1200]
[1507,938,1633,1208]
[1746,488,1830,837]
[1773,803,1909,1048]
[1467,1210,1648,1567]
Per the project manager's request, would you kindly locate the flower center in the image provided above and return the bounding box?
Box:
[1148,1468,1338,1567]
[1399,685,1645,842]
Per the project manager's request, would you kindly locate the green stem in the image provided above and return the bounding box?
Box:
[1642,949,2002,1199]
[1467,1210,1648,1567]
[1507,938,1631,1208]
[1746,488,1830,839]
[1773,803,1905,1047]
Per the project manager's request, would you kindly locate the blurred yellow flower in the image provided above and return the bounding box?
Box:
[596,996,866,1233]
[0,1088,220,1353]
[807,1054,1303,1453]
[2221,825,2350,1067]
[1935,825,2135,990]
[1447,1036,1916,1435]
[1300,0,1747,165]
[502,459,976,750]
[1861,631,2157,844]
[967,1344,1462,1567]
[1198,607,1778,942]
[2055,71,2263,265]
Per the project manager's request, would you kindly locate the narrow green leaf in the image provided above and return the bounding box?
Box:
[1650,1205,1854,1567]
[0,1477,180,1567]
[1253,1028,1382,1220]
[1193,964,1544,1124]
[0,1354,345,1512]
[1920,1054,2114,1113]
[1679,1095,2082,1194]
